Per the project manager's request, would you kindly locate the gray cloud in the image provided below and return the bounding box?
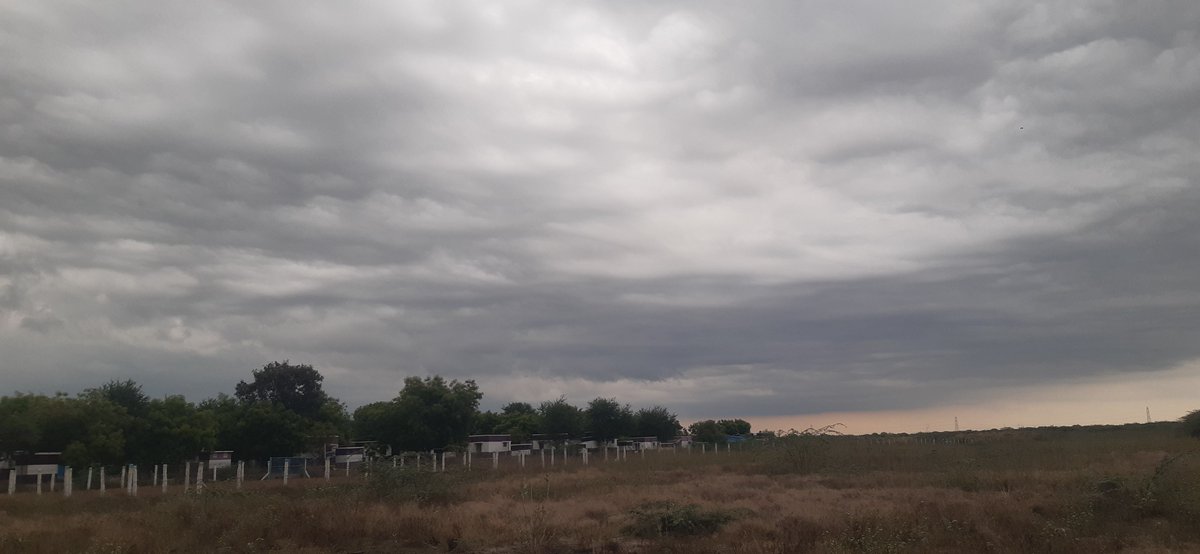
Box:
[2,0,1198,421]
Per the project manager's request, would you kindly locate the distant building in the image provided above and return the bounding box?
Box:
[204,450,234,469]
[333,446,365,464]
[531,433,570,450]
[675,434,693,448]
[468,434,512,453]
[631,436,660,450]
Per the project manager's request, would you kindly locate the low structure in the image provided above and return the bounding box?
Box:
[467,434,512,453]
[204,450,234,469]
[12,452,62,477]
[631,436,659,450]
[333,446,365,464]
[530,433,569,450]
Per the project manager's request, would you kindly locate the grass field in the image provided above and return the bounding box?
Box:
[2,423,1199,553]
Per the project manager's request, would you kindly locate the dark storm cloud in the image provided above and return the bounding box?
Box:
[2,0,1198,419]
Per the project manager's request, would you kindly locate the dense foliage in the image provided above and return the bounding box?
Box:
[1,361,710,464]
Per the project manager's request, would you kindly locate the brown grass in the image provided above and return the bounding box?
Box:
[2,424,1200,553]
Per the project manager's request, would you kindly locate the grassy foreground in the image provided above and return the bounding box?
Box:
[2,423,1199,553]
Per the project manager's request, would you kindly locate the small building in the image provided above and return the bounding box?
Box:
[205,450,234,469]
[468,434,511,453]
[675,434,693,448]
[531,433,569,450]
[510,443,533,456]
[333,446,366,464]
[631,436,659,450]
[579,436,618,450]
[13,452,62,477]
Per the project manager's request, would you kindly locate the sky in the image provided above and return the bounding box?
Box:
[2,1,1199,434]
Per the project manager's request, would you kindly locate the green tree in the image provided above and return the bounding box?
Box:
[235,361,329,420]
[717,418,751,436]
[586,398,634,442]
[136,396,217,464]
[470,409,502,435]
[538,396,583,438]
[635,406,682,442]
[498,402,541,442]
[363,376,482,452]
[688,420,726,444]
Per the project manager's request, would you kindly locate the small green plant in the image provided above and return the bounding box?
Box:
[623,501,735,538]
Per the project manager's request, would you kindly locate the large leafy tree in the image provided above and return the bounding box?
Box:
[717,418,752,436]
[355,377,482,452]
[498,402,541,442]
[538,396,583,438]
[635,406,682,442]
[235,361,329,420]
[688,419,727,444]
[136,396,217,464]
[586,398,634,442]
[201,394,308,462]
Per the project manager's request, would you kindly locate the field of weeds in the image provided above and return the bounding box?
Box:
[2,422,1199,553]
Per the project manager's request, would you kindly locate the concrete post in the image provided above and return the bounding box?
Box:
[86,467,93,490]
[283,460,290,485]
[162,464,168,494]
[9,469,18,494]
[184,462,191,493]
[64,468,73,497]
[492,451,498,470]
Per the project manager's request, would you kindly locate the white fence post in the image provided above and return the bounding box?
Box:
[283,460,290,485]
[64,468,73,497]
[162,464,168,494]
[183,462,191,493]
[344,460,350,478]
[550,447,555,467]
[237,461,244,489]
[86,467,93,490]
[100,467,106,494]
[8,469,17,494]
[324,458,330,481]
[131,466,138,496]
[153,464,158,487]
[36,473,42,495]
[50,472,56,492]
[196,462,204,492]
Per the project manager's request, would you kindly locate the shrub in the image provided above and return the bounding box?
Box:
[623,501,735,538]
[1181,409,1200,438]
[359,465,464,505]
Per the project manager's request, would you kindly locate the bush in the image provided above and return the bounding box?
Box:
[359,465,465,505]
[623,501,735,538]
[1181,409,1200,438]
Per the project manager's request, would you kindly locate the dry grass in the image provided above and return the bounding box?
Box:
[2,424,1199,553]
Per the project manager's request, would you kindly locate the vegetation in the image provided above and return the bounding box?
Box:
[2,422,1199,553]
[1,365,688,465]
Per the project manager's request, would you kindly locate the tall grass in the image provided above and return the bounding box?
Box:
[1,423,1198,553]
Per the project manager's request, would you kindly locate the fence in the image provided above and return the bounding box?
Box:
[4,436,969,498]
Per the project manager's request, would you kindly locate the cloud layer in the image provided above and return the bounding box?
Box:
[2,1,1199,423]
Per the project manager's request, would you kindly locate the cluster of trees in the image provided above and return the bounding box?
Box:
[0,362,350,466]
[468,397,682,446]
[687,419,753,444]
[1,361,697,464]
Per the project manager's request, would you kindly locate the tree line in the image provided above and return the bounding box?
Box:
[0,361,744,466]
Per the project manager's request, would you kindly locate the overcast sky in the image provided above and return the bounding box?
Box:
[2,1,1199,432]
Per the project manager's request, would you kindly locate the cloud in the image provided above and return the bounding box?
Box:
[1,0,1198,427]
